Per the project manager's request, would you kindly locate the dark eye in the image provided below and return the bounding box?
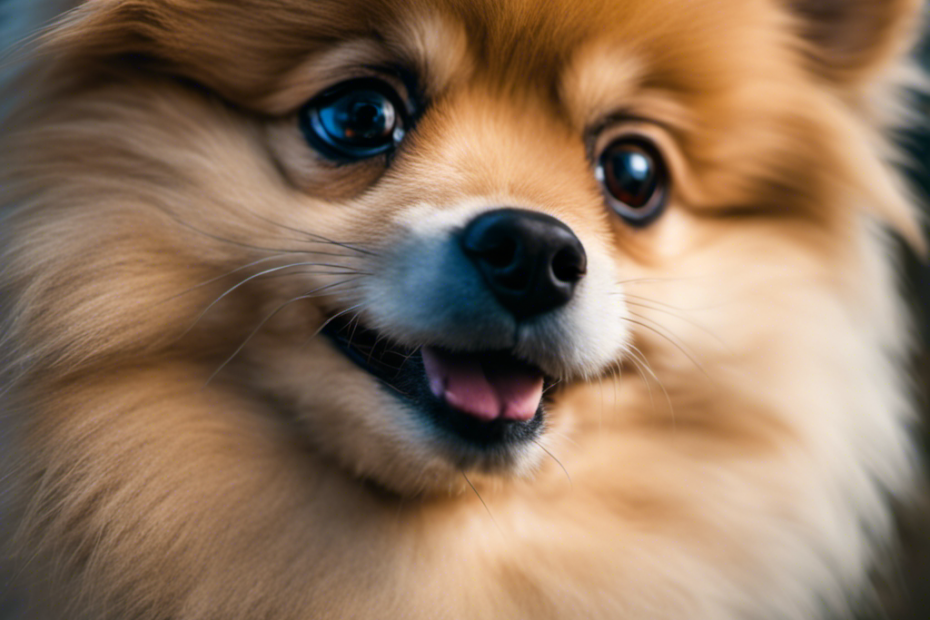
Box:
[300,78,408,161]
[596,138,668,226]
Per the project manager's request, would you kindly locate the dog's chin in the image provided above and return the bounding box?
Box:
[303,312,556,496]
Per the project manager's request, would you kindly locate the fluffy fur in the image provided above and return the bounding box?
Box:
[0,0,926,618]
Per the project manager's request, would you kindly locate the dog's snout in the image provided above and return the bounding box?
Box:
[460,208,587,320]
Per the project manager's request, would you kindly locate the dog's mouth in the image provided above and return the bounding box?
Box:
[321,314,549,453]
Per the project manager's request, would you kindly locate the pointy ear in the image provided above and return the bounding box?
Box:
[782,0,924,84]
[785,0,929,256]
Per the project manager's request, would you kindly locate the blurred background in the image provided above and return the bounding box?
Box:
[0,12,928,620]
[891,32,930,620]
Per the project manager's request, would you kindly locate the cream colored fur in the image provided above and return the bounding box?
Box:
[0,0,926,618]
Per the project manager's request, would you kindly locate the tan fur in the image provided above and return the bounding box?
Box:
[0,0,925,618]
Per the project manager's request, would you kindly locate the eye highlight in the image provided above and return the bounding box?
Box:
[596,138,669,226]
[299,78,408,162]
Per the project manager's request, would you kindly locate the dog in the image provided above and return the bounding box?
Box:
[0,0,926,618]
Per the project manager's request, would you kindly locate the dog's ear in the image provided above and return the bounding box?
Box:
[785,0,928,255]
[782,0,924,84]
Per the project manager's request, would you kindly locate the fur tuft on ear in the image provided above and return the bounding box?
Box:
[821,95,929,256]
[782,0,924,83]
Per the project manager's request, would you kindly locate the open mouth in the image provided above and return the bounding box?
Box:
[321,314,549,452]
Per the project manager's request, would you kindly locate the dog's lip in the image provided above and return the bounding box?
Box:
[319,312,551,444]
[319,313,551,400]
[319,314,419,385]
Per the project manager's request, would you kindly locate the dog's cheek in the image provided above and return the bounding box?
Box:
[247,335,465,495]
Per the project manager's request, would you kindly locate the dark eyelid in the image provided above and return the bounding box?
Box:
[584,111,671,161]
[360,63,424,120]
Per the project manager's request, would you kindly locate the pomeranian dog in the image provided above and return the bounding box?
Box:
[0,0,926,618]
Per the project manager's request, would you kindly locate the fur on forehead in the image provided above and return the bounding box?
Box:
[39,0,925,250]
[44,0,922,92]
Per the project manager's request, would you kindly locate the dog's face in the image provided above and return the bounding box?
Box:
[2,0,922,496]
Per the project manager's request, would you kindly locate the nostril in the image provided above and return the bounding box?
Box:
[551,247,586,283]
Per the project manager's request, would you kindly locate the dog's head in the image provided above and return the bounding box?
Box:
[1,0,923,495]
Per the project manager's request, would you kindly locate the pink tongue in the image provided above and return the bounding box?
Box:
[421,347,544,422]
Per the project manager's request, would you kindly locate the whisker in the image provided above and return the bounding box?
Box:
[396,345,424,367]
[376,376,412,396]
[609,360,621,410]
[183,262,362,338]
[302,303,368,347]
[238,206,380,257]
[203,278,363,385]
[620,293,733,316]
[624,298,728,348]
[329,342,422,379]
[624,347,657,415]
[542,379,563,396]
[621,294,698,312]
[156,207,346,256]
[624,314,710,380]
[166,253,309,302]
[257,269,373,280]
[366,330,394,366]
[345,310,364,354]
[612,276,697,288]
[461,471,502,534]
[627,344,676,428]
[545,429,581,449]
[533,440,573,490]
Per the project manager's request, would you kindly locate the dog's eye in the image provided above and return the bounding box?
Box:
[299,79,407,161]
[596,139,668,226]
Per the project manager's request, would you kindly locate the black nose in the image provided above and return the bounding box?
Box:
[460,208,587,320]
